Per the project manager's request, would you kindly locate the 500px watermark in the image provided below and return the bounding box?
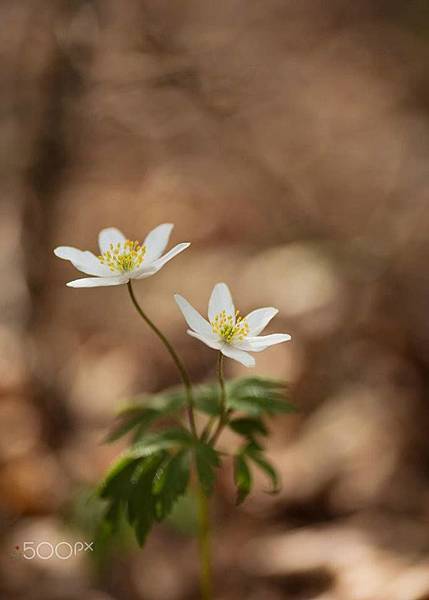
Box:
[16,541,94,560]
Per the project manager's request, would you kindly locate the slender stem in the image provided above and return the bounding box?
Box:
[200,415,216,442]
[126,280,197,437]
[209,352,229,446]
[201,354,225,441]
[196,480,212,600]
[127,281,214,598]
[217,351,226,410]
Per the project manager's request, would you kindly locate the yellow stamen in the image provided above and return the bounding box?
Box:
[98,240,146,272]
[211,309,249,342]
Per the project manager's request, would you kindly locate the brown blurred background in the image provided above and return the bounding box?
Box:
[2,1,429,599]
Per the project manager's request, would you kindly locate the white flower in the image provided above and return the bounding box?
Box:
[174,283,291,367]
[54,224,190,288]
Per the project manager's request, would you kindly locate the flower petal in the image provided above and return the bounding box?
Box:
[54,246,84,261]
[98,227,126,254]
[174,294,213,337]
[187,330,222,350]
[208,283,235,322]
[244,307,279,336]
[54,246,111,276]
[150,243,190,271]
[66,275,128,288]
[133,266,159,279]
[236,333,291,352]
[144,223,174,263]
[220,344,255,367]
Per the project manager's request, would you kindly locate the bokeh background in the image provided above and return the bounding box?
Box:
[2,1,429,599]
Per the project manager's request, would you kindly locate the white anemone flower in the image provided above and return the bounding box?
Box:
[174,283,291,367]
[54,224,190,288]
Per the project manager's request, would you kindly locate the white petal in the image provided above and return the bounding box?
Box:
[133,266,159,279]
[187,330,222,350]
[174,295,214,337]
[208,283,235,322]
[144,223,174,263]
[236,333,291,352]
[150,243,190,271]
[221,344,255,367]
[66,275,128,288]
[54,246,84,261]
[54,246,111,276]
[245,307,279,336]
[98,227,126,254]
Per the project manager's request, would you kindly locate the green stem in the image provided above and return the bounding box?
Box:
[196,480,212,600]
[201,354,225,441]
[209,352,229,446]
[126,280,197,437]
[127,280,213,598]
[200,415,216,442]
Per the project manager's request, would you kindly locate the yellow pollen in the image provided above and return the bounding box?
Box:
[98,240,146,272]
[211,309,249,342]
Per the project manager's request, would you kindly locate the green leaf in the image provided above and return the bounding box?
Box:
[193,377,294,418]
[193,384,223,416]
[128,428,193,459]
[98,456,142,534]
[152,449,191,520]
[128,389,187,413]
[231,377,286,392]
[195,442,221,496]
[105,390,187,443]
[229,417,268,439]
[99,456,140,499]
[228,377,295,416]
[127,452,166,538]
[162,382,224,416]
[105,407,160,443]
[135,513,153,547]
[234,454,252,505]
[103,497,123,533]
[230,395,295,416]
[245,445,280,494]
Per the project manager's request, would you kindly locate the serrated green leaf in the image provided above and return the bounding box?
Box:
[135,513,152,546]
[151,454,173,496]
[99,456,140,499]
[229,417,268,438]
[128,428,193,459]
[227,377,295,416]
[105,390,187,443]
[131,419,156,443]
[124,389,187,412]
[153,389,187,411]
[234,454,252,505]
[195,442,221,496]
[127,452,166,526]
[228,395,289,416]
[245,446,280,494]
[193,384,223,416]
[99,456,142,535]
[152,449,191,520]
[231,377,287,393]
[105,407,160,443]
[103,498,123,533]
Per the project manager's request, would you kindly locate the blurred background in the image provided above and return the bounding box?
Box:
[1,1,429,599]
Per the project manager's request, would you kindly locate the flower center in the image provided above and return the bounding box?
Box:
[98,240,146,272]
[211,309,249,343]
